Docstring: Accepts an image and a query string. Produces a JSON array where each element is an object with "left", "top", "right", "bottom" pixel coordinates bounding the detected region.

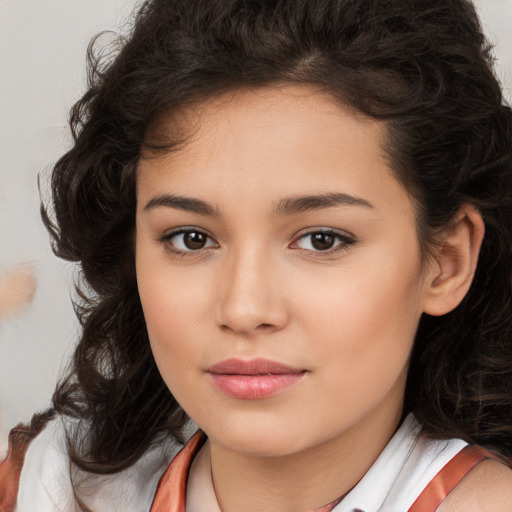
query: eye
[
  {"left": 161, "top": 229, "right": 217, "bottom": 253},
  {"left": 292, "top": 229, "right": 354, "bottom": 253}
]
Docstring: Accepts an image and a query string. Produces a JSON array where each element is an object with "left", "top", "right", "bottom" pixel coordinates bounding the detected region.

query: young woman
[{"left": 2, "top": 0, "right": 512, "bottom": 510}]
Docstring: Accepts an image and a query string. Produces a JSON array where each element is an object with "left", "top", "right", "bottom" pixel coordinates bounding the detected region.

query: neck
[{"left": 208, "top": 406, "right": 403, "bottom": 512}]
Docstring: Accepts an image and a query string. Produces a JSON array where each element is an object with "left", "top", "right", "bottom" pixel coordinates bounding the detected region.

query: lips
[{"left": 207, "top": 358, "right": 306, "bottom": 399}]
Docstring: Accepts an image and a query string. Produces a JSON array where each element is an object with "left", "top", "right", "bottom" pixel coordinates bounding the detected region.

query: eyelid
[
  {"left": 290, "top": 227, "right": 356, "bottom": 253},
  {"left": 159, "top": 226, "right": 219, "bottom": 255},
  {"left": 157, "top": 226, "right": 355, "bottom": 257}
]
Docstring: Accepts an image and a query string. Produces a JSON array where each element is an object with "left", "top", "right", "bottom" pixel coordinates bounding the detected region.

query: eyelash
[
  {"left": 160, "top": 228, "right": 218, "bottom": 257},
  {"left": 291, "top": 229, "right": 355, "bottom": 256},
  {"left": 159, "top": 228, "right": 355, "bottom": 258}
]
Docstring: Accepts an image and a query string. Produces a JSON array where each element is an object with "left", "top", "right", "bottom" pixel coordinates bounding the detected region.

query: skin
[
  {"left": 438, "top": 459, "right": 512, "bottom": 511},
  {"left": 135, "top": 85, "right": 505, "bottom": 512}
]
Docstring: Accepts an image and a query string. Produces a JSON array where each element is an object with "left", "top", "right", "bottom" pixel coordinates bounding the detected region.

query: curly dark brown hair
[{"left": 40, "top": 0, "right": 512, "bottom": 488}]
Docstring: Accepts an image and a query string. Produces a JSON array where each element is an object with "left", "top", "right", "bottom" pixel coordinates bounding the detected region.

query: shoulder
[
  {"left": 0, "top": 411, "right": 57, "bottom": 512},
  {"left": 14, "top": 414, "right": 75, "bottom": 511},
  {"left": 4, "top": 413, "right": 185, "bottom": 512},
  {"left": 380, "top": 419, "right": 512, "bottom": 511},
  {"left": 437, "top": 457, "right": 512, "bottom": 512}
]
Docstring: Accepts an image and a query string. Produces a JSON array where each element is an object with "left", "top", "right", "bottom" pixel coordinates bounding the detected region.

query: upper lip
[{"left": 208, "top": 358, "right": 304, "bottom": 375}]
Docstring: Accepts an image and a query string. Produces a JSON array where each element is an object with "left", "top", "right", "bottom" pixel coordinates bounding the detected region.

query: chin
[
  {"left": 217, "top": 432, "right": 302, "bottom": 458},
  {"left": 200, "top": 414, "right": 322, "bottom": 458}
]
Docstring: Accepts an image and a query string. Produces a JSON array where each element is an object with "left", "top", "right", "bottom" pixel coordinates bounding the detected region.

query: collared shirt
[
  {"left": 153, "top": 414, "right": 469, "bottom": 512},
  {"left": 4, "top": 414, "right": 494, "bottom": 512}
]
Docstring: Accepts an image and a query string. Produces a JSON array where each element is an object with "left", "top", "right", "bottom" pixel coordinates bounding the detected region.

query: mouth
[{"left": 207, "top": 358, "right": 307, "bottom": 399}]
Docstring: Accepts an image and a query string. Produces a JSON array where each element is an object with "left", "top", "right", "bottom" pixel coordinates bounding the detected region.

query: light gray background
[{"left": 1, "top": 0, "right": 511, "bottom": 453}]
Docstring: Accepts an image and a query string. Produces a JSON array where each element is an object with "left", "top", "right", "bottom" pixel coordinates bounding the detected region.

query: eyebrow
[
  {"left": 143, "top": 191, "right": 373, "bottom": 217},
  {"left": 143, "top": 194, "right": 220, "bottom": 216},
  {"left": 273, "top": 193, "right": 374, "bottom": 216}
]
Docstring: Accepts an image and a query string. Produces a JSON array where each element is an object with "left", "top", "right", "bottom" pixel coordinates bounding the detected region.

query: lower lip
[{"left": 208, "top": 373, "right": 305, "bottom": 399}]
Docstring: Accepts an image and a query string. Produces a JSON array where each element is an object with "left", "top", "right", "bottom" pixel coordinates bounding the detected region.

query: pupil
[
  {"left": 311, "top": 232, "right": 335, "bottom": 250},
  {"left": 184, "top": 232, "right": 206, "bottom": 250}
]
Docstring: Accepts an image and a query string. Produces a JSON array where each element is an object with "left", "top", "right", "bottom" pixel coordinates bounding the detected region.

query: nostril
[{"left": 219, "top": 322, "right": 276, "bottom": 334}]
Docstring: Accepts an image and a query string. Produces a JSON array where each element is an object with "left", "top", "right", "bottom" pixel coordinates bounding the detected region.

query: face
[{"left": 136, "top": 85, "right": 431, "bottom": 458}]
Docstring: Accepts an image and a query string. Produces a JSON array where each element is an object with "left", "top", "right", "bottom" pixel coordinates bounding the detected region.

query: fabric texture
[
  {"left": 153, "top": 432, "right": 344, "bottom": 512},
  {"left": 408, "top": 445, "right": 497, "bottom": 511},
  {"left": 1, "top": 416, "right": 181, "bottom": 512},
  {"left": 0, "top": 425, "right": 35, "bottom": 512},
  {"left": 0, "top": 413, "right": 506, "bottom": 512}
]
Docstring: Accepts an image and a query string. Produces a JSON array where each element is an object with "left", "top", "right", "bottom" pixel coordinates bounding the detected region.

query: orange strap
[
  {"left": 150, "top": 431, "right": 206, "bottom": 512},
  {"left": 148, "top": 435, "right": 509, "bottom": 512},
  {"left": 408, "top": 444, "right": 499, "bottom": 512},
  {"left": 149, "top": 431, "right": 344, "bottom": 512},
  {"left": 0, "top": 425, "right": 37, "bottom": 512}
]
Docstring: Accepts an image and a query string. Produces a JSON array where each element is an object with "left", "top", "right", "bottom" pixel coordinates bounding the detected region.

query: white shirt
[
  {"left": 185, "top": 414, "right": 467, "bottom": 512},
  {"left": 16, "top": 414, "right": 467, "bottom": 512}
]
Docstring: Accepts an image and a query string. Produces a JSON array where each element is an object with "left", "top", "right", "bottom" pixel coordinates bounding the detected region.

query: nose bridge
[{"left": 217, "top": 241, "right": 286, "bottom": 334}]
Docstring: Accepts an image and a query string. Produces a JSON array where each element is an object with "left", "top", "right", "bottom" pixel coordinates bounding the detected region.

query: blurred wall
[
  {"left": 0, "top": 0, "right": 511, "bottom": 452},
  {"left": 0, "top": 0, "right": 141, "bottom": 452}
]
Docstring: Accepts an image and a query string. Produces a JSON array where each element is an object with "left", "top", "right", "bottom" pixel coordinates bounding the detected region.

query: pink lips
[{"left": 207, "top": 358, "right": 306, "bottom": 399}]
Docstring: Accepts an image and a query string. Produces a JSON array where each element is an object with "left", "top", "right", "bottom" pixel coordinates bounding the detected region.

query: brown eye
[
  {"left": 183, "top": 231, "right": 208, "bottom": 250},
  {"left": 163, "top": 229, "right": 217, "bottom": 253},
  {"left": 310, "top": 232, "right": 336, "bottom": 251},
  {"left": 293, "top": 229, "right": 355, "bottom": 254}
]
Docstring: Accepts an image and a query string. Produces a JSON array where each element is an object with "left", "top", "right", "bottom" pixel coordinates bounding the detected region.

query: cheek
[
  {"left": 289, "top": 251, "right": 424, "bottom": 379},
  {"left": 138, "top": 272, "right": 203, "bottom": 343},
  {"left": 139, "top": 286, "right": 200, "bottom": 405},
  {"left": 137, "top": 234, "right": 208, "bottom": 328},
  {"left": 136, "top": 248, "right": 214, "bottom": 392},
  {"left": 295, "top": 261, "right": 422, "bottom": 337},
  {"left": 295, "top": 276, "right": 420, "bottom": 425}
]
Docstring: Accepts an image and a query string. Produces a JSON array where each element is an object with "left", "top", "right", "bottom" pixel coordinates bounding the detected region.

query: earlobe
[{"left": 423, "top": 206, "right": 485, "bottom": 317}]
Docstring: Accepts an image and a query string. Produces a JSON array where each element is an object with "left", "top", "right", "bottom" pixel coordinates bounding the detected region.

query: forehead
[{"left": 136, "top": 85, "right": 411, "bottom": 219}]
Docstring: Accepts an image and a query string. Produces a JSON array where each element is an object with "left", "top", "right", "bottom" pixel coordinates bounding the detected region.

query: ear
[{"left": 422, "top": 206, "right": 485, "bottom": 316}]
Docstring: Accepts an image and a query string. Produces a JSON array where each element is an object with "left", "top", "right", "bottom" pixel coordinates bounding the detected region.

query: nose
[{"left": 215, "top": 246, "right": 289, "bottom": 336}]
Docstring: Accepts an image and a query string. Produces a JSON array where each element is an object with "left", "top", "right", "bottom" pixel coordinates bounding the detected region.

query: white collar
[
  {"left": 332, "top": 414, "right": 421, "bottom": 511},
  {"left": 185, "top": 415, "right": 422, "bottom": 512}
]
